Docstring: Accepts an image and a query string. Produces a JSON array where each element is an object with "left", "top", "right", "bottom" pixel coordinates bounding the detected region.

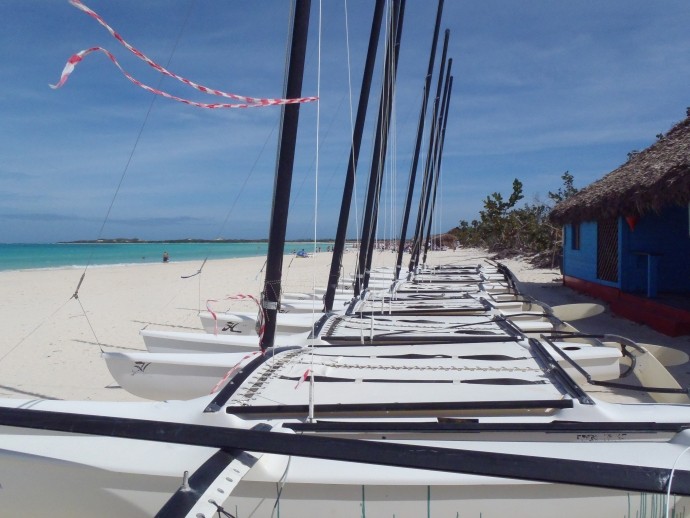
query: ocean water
[{"left": 0, "top": 242, "right": 331, "bottom": 272}]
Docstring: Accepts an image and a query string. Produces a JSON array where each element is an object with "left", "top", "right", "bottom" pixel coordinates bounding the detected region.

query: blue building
[{"left": 550, "top": 116, "right": 690, "bottom": 336}]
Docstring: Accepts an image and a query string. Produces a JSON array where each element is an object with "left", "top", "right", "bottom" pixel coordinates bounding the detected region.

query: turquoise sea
[{"left": 0, "top": 242, "right": 332, "bottom": 272}]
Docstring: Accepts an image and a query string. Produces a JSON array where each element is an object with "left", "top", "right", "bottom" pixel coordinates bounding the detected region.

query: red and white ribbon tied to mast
[
  {"left": 51, "top": 0, "right": 318, "bottom": 109},
  {"left": 206, "top": 294, "right": 266, "bottom": 340}
]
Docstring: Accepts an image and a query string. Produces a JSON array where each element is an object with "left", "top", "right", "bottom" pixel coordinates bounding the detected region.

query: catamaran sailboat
[
  {"left": 2, "top": 1, "right": 690, "bottom": 517},
  {"left": 2, "top": 259, "right": 690, "bottom": 517}
]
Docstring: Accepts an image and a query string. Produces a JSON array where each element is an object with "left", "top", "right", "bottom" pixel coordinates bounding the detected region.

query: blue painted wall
[
  {"left": 562, "top": 204, "right": 690, "bottom": 294},
  {"left": 620, "top": 204, "right": 690, "bottom": 294},
  {"left": 563, "top": 221, "right": 619, "bottom": 287}
]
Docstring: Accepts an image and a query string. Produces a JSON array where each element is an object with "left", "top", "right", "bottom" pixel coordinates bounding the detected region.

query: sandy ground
[{"left": 1, "top": 247, "right": 689, "bottom": 402}]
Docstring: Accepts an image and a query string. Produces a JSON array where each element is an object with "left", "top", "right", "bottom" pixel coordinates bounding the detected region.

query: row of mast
[{"left": 261, "top": 0, "right": 454, "bottom": 349}]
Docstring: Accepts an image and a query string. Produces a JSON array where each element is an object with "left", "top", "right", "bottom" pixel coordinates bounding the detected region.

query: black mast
[
  {"left": 323, "top": 0, "right": 386, "bottom": 313},
  {"left": 422, "top": 72, "right": 453, "bottom": 265},
  {"left": 394, "top": 0, "right": 444, "bottom": 281},
  {"left": 260, "top": 0, "right": 312, "bottom": 351},
  {"left": 408, "top": 29, "right": 449, "bottom": 272},
  {"left": 354, "top": 0, "right": 405, "bottom": 296}
]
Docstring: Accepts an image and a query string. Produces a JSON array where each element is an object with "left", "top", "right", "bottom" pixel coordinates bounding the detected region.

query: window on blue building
[{"left": 571, "top": 223, "right": 581, "bottom": 250}]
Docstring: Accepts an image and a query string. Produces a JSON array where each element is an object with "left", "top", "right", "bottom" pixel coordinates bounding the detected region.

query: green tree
[
  {"left": 547, "top": 171, "right": 577, "bottom": 205},
  {"left": 451, "top": 173, "right": 577, "bottom": 268}
]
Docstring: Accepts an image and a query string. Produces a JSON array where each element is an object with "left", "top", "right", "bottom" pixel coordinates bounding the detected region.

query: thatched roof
[{"left": 550, "top": 115, "right": 690, "bottom": 225}]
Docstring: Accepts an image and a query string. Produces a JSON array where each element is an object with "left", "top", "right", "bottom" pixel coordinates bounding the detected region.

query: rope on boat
[
  {"left": 206, "top": 294, "right": 265, "bottom": 340},
  {"left": 666, "top": 444, "right": 690, "bottom": 517},
  {"left": 180, "top": 258, "right": 207, "bottom": 279},
  {"left": 0, "top": 268, "right": 109, "bottom": 366},
  {"left": 47, "top": 2, "right": 199, "bottom": 359},
  {"left": 255, "top": 259, "right": 267, "bottom": 281},
  {"left": 180, "top": 257, "right": 207, "bottom": 314},
  {"left": 73, "top": 297, "right": 103, "bottom": 353},
  {"left": 208, "top": 500, "right": 236, "bottom": 518},
  {"left": 70, "top": 271, "right": 104, "bottom": 352},
  {"left": 71, "top": 272, "right": 86, "bottom": 300},
  {"left": 271, "top": 455, "right": 294, "bottom": 518}
]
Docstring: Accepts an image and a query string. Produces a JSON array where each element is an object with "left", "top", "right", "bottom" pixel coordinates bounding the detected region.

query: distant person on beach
[{"left": 162, "top": 251, "right": 169, "bottom": 263}]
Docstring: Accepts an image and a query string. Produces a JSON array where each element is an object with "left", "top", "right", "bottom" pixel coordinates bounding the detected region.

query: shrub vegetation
[{"left": 448, "top": 172, "right": 578, "bottom": 268}]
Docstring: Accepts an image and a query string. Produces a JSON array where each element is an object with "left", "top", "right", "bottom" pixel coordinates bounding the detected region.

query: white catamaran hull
[
  {"left": 102, "top": 351, "right": 261, "bottom": 400},
  {"left": 2, "top": 396, "right": 690, "bottom": 518},
  {"left": 199, "top": 310, "right": 324, "bottom": 336},
  {"left": 1, "top": 449, "right": 682, "bottom": 518},
  {"left": 140, "top": 328, "right": 310, "bottom": 354}
]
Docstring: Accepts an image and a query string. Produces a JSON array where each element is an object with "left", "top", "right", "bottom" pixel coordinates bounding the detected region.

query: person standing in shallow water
[{"left": 162, "top": 251, "right": 169, "bottom": 263}]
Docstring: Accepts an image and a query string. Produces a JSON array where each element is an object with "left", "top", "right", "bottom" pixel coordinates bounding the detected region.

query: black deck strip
[
  {"left": 2, "top": 407, "right": 689, "bottom": 496},
  {"left": 279, "top": 376, "right": 457, "bottom": 384},
  {"left": 335, "top": 326, "right": 504, "bottom": 336},
  {"left": 278, "top": 376, "right": 540, "bottom": 385},
  {"left": 374, "top": 353, "right": 526, "bottom": 361},
  {"left": 352, "top": 308, "right": 491, "bottom": 317},
  {"left": 528, "top": 337, "right": 594, "bottom": 405},
  {"left": 224, "top": 399, "right": 574, "bottom": 416},
  {"left": 346, "top": 314, "right": 519, "bottom": 339},
  {"left": 308, "top": 353, "right": 527, "bottom": 361},
  {"left": 362, "top": 303, "right": 483, "bottom": 310},
  {"left": 384, "top": 293, "right": 475, "bottom": 301},
  {"left": 427, "top": 266, "right": 478, "bottom": 271},
  {"left": 316, "top": 335, "right": 520, "bottom": 347},
  {"left": 155, "top": 423, "right": 269, "bottom": 518},
  {"left": 309, "top": 312, "right": 334, "bottom": 338},
  {"left": 155, "top": 449, "right": 242, "bottom": 517},
  {"left": 283, "top": 420, "right": 690, "bottom": 435},
  {"left": 316, "top": 352, "right": 454, "bottom": 359},
  {"left": 374, "top": 353, "right": 446, "bottom": 359},
  {"left": 461, "top": 378, "right": 547, "bottom": 385},
  {"left": 278, "top": 375, "right": 357, "bottom": 383},
  {"left": 314, "top": 333, "right": 510, "bottom": 347},
  {"left": 324, "top": 315, "right": 505, "bottom": 338},
  {"left": 361, "top": 379, "right": 456, "bottom": 384},
  {"left": 412, "top": 278, "right": 485, "bottom": 284},
  {"left": 395, "top": 287, "right": 477, "bottom": 294},
  {"left": 350, "top": 297, "right": 493, "bottom": 316}
]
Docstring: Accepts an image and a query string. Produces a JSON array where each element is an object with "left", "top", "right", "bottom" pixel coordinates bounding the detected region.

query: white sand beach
[{"left": 1, "top": 247, "right": 689, "bottom": 402}]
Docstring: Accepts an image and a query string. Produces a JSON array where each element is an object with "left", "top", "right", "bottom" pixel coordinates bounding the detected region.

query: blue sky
[{"left": 1, "top": 1, "right": 689, "bottom": 243}]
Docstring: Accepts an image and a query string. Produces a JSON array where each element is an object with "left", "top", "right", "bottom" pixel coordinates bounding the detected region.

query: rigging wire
[
  {"left": 4, "top": 1, "right": 198, "bottom": 363},
  {"left": 666, "top": 444, "right": 690, "bottom": 517},
  {"left": 71, "top": 1, "right": 198, "bottom": 346},
  {"left": 289, "top": 92, "right": 347, "bottom": 228},
  {"left": 306, "top": 0, "right": 324, "bottom": 424},
  {"left": 180, "top": 2, "right": 290, "bottom": 318},
  {"left": 437, "top": 151, "right": 444, "bottom": 259},
  {"left": 344, "top": 0, "right": 361, "bottom": 281},
  {"left": 386, "top": 59, "right": 398, "bottom": 262},
  {"left": 365, "top": 0, "right": 393, "bottom": 282},
  {"left": 358, "top": 1, "right": 387, "bottom": 290},
  {"left": 180, "top": 117, "right": 280, "bottom": 316},
  {"left": 380, "top": 63, "right": 395, "bottom": 262},
  {"left": 271, "top": 454, "right": 294, "bottom": 518},
  {"left": 0, "top": 295, "right": 74, "bottom": 365},
  {"left": 87, "top": 0, "right": 197, "bottom": 266}
]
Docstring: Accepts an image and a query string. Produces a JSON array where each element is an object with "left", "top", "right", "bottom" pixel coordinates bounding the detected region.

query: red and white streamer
[
  {"left": 209, "top": 352, "right": 260, "bottom": 394},
  {"left": 294, "top": 368, "right": 312, "bottom": 389},
  {"left": 206, "top": 294, "right": 265, "bottom": 340},
  {"left": 51, "top": 0, "right": 318, "bottom": 109}
]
